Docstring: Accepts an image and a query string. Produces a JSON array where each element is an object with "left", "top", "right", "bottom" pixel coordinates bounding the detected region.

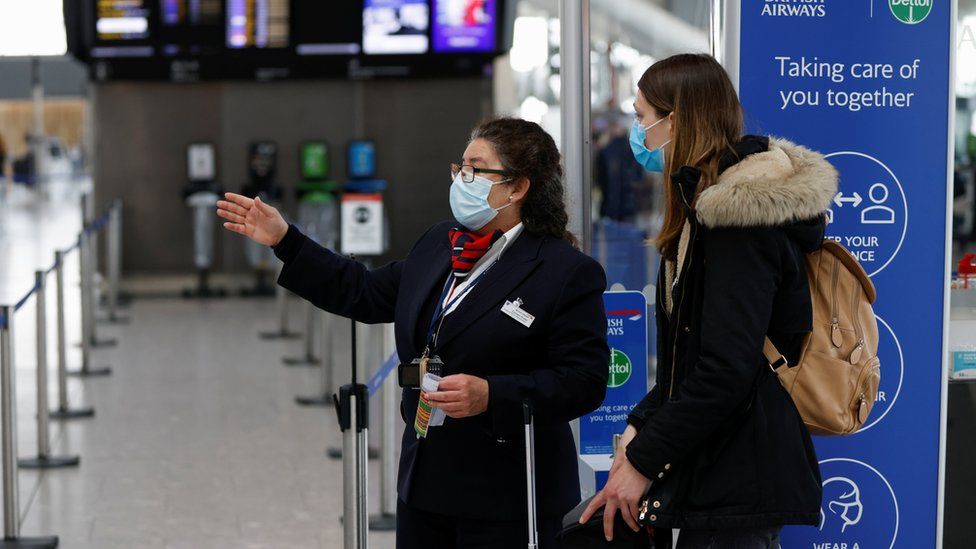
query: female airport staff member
[
  {"left": 218, "top": 117, "right": 609, "bottom": 548},
  {"left": 582, "top": 54, "right": 828, "bottom": 547}
]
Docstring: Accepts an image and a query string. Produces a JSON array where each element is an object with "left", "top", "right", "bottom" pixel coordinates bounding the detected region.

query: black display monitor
[
  {"left": 69, "top": 0, "right": 509, "bottom": 80},
  {"left": 293, "top": 0, "right": 361, "bottom": 56},
  {"left": 158, "top": 0, "right": 224, "bottom": 57},
  {"left": 226, "top": 0, "right": 290, "bottom": 49}
]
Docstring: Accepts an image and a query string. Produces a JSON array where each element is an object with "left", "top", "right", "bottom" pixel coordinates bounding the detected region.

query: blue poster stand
[
  {"left": 579, "top": 291, "right": 649, "bottom": 492},
  {"left": 730, "top": 1, "right": 954, "bottom": 547}
]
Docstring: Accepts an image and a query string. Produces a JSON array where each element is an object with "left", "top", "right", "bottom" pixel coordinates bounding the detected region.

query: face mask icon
[{"left": 820, "top": 477, "right": 864, "bottom": 534}]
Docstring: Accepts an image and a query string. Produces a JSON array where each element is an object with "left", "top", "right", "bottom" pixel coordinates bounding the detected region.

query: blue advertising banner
[
  {"left": 579, "top": 291, "right": 649, "bottom": 489},
  {"left": 735, "top": 1, "right": 953, "bottom": 547}
]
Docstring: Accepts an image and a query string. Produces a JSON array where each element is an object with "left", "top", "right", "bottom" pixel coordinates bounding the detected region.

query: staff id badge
[{"left": 501, "top": 298, "right": 535, "bottom": 328}]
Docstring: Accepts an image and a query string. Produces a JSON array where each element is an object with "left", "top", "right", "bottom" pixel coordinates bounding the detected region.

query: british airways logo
[{"left": 607, "top": 309, "right": 642, "bottom": 321}]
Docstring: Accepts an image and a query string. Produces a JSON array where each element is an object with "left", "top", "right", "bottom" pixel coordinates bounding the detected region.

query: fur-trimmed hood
[{"left": 695, "top": 137, "right": 838, "bottom": 231}]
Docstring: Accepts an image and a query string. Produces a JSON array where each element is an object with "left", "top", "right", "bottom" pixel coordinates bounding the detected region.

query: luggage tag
[
  {"left": 501, "top": 298, "right": 535, "bottom": 328},
  {"left": 414, "top": 373, "right": 446, "bottom": 438}
]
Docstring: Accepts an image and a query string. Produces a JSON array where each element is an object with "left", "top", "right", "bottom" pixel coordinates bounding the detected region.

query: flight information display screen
[
  {"left": 363, "top": 0, "right": 429, "bottom": 55},
  {"left": 432, "top": 0, "right": 496, "bottom": 53},
  {"left": 227, "top": 0, "right": 290, "bottom": 49},
  {"left": 76, "top": 0, "right": 505, "bottom": 78},
  {"left": 158, "top": 0, "right": 223, "bottom": 56},
  {"left": 96, "top": 0, "right": 151, "bottom": 41},
  {"left": 293, "top": 0, "right": 361, "bottom": 56}
]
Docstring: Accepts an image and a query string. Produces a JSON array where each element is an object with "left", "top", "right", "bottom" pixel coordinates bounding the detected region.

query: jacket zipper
[{"left": 668, "top": 185, "right": 696, "bottom": 399}]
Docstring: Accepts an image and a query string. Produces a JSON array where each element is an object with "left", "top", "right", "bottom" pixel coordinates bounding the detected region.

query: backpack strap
[{"left": 763, "top": 337, "right": 789, "bottom": 371}]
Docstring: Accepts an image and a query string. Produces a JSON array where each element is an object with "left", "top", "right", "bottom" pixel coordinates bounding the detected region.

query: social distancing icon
[
  {"left": 824, "top": 152, "right": 908, "bottom": 276},
  {"left": 861, "top": 183, "right": 897, "bottom": 225}
]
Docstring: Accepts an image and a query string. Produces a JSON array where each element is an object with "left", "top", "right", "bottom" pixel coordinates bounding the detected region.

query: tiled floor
[{"left": 2, "top": 183, "right": 399, "bottom": 548}]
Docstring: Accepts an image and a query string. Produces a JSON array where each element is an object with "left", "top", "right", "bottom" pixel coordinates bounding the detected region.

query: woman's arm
[
  {"left": 218, "top": 192, "right": 433, "bottom": 325},
  {"left": 272, "top": 224, "right": 403, "bottom": 324},
  {"left": 485, "top": 257, "right": 611, "bottom": 436},
  {"left": 624, "top": 227, "right": 783, "bottom": 480}
]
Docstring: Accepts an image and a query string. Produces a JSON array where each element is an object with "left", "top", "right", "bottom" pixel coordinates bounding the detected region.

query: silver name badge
[{"left": 501, "top": 298, "right": 535, "bottom": 328}]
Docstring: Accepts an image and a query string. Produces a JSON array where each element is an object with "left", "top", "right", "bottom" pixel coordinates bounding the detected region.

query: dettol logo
[
  {"left": 889, "top": 0, "right": 932, "bottom": 24},
  {"left": 607, "top": 348, "right": 633, "bottom": 388}
]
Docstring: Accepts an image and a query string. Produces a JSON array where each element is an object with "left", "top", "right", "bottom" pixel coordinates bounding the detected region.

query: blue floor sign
[{"left": 735, "top": 1, "right": 952, "bottom": 547}]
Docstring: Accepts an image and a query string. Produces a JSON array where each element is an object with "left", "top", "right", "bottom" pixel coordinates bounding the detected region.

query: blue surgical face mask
[
  {"left": 449, "top": 172, "right": 513, "bottom": 231},
  {"left": 630, "top": 117, "right": 671, "bottom": 173}
]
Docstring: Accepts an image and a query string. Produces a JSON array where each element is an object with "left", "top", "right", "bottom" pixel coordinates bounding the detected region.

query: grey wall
[
  {"left": 92, "top": 78, "right": 492, "bottom": 274},
  {"left": 0, "top": 56, "right": 88, "bottom": 99}
]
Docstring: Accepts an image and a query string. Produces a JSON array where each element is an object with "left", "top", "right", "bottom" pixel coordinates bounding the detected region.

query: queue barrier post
[
  {"left": 50, "top": 251, "right": 95, "bottom": 420},
  {"left": 0, "top": 306, "right": 59, "bottom": 548},
  {"left": 259, "top": 266, "right": 301, "bottom": 340},
  {"left": 335, "top": 318, "right": 368, "bottom": 549},
  {"left": 104, "top": 199, "right": 129, "bottom": 325},
  {"left": 283, "top": 301, "right": 320, "bottom": 367},
  {"left": 19, "top": 271, "right": 80, "bottom": 470},
  {"left": 295, "top": 309, "right": 335, "bottom": 407},
  {"left": 69, "top": 228, "right": 111, "bottom": 377},
  {"left": 369, "top": 322, "right": 398, "bottom": 531},
  {"left": 78, "top": 194, "right": 116, "bottom": 348}
]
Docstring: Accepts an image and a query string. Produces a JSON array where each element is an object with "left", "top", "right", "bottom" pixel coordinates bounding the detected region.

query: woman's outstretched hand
[{"left": 217, "top": 193, "right": 289, "bottom": 246}]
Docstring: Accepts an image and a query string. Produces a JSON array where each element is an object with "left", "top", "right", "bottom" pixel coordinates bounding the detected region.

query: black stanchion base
[
  {"left": 90, "top": 337, "right": 118, "bottom": 349},
  {"left": 0, "top": 535, "right": 58, "bottom": 548},
  {"left": 49, "top": 407, "right": 95, "bottom": 420},
  {"left": 282, "top": 356, "right": 320, "bottom": 367},
  {"left": 67, "top": 366, "right": 112, "bottom": 377},
  {"left": 18, "top": 455, "right": 80, "bottom": 470},
  {"left": 259, "top": 330, "right": 302, "bottom": 340},
  {"left": 295, "top": 395, "right": 333, "bottom": 407},
  {"left": 369, "top": 513, "right": 397, "bottom": 531},
  {"left": 326, "top": 446, "right": 380, "bottom": 460}
]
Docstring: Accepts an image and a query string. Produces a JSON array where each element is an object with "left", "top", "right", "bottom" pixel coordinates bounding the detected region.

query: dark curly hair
[{"left": 469, "top": 117, "right": 578, "bottom": 247}]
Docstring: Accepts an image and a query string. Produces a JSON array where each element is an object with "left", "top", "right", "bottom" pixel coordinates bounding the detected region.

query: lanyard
[{"left": 423, "top": 260, "right": 500, "bottom": 353}]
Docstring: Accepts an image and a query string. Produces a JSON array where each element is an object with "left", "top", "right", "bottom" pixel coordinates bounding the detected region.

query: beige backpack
[{"left": 763, "top": 240, "right": 881, "bottom": 436}]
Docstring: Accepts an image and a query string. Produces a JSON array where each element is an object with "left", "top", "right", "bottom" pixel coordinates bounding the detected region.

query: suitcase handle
[{"left": 524, "top": 399, "right": 538, "bottom": 549}]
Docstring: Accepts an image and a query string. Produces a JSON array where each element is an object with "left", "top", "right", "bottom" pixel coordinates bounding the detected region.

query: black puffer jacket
[{"left": 626, "top": 135, "right": 838, "bottom": 530}]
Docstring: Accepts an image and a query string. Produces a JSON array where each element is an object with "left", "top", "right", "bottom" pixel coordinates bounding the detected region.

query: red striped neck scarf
[{"left": 448, "top": 228, "right": 503, "bottom": 278}]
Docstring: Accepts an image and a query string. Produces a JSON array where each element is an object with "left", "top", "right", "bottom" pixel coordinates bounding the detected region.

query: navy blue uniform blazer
[{"left": 273, "top": 220, "right": 609, "bottom": 521}]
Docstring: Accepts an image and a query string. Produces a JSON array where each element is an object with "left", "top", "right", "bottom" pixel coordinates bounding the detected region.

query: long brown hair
[
  {"left": 638, "top": 53, "right": 743, "bottom": 259},
  {"left": 470, "top": 117, "right": 578, "bottom": 247}
]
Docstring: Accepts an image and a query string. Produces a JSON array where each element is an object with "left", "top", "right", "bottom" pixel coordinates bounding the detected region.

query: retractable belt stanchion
[
  {"left": 69, "top": 227, "right": 111, "bottom": 377},
  {"left": 103, "top": 200, "right": 128, "bottom": 325},
  {"left": 296, "top": 310, "right": 334, "bottom": 406},
  {"left": 259, "top": 271, "right": 300, "bottom": 340},
  {"left": 369, "top": 323, "right": 397, "bottom": 531},
  {"left": 50, "top": 251, "right": 94, "bottom": 419},
  {"left": 0, "top": 306, "right": 59, "bottom": 548},
  {"left": 335, "top": 316, "right": 368, "bottom": 549},
  {"left": 19, "top": 271, "right": 79, "bottom": 470},
  {"left": 79, "top": 194, "right": 116, "bottom": 350},
  {"left": 283, "top": 301, "right": 320, "bottom": 367},
  {"left": 327, "top": 322, "right": 379, "bottom": 461}
]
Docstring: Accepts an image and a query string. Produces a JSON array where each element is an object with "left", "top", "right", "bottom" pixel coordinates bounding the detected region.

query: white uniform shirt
[{"left": 441, "top": 222, "right": 524, "bottom": 316}]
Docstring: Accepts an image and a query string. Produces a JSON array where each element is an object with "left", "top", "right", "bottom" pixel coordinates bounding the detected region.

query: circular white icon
[
  {"left": 815, "top": 458, "right": 900, "bottom": 549},
  {"left": 823, "top": 151, "right": 908, "bottom": 277}
]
